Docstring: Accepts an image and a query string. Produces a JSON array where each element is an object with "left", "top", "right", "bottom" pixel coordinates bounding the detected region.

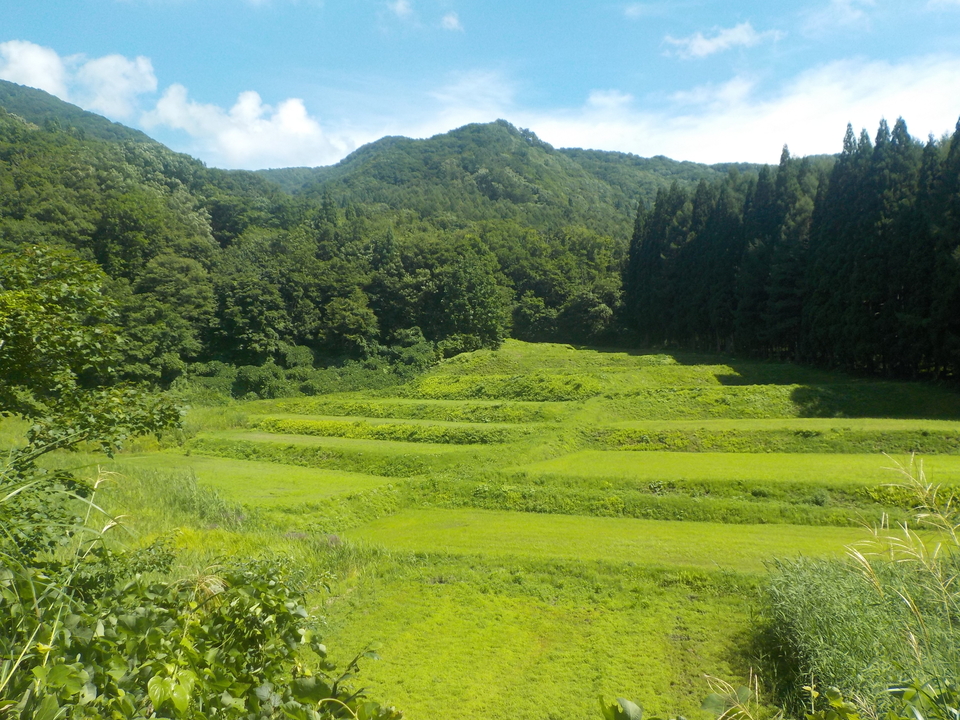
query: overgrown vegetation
[
  {"left": 758, "top": 458, "right": 960, "bottom": 717},
  {"left": 0, "top": 248, "right": 398, "bottom": 720}
]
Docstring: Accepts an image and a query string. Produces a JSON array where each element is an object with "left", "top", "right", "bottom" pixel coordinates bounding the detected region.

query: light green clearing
[
  {"left": 515, "top": 451, "right": 960, "bottom": 485},
  {"left": 104, "top": 454, "right": 391, "bottom": 505},
  {"left": 321, "top": 575, "right": 746, "bottom": 720},
  {"left": 344, "top": 508, "right": 868, "bottom": 572},
  {"left": 426, "top": 340, "right": 842, "bottom": 383},
  {"left": 607, "top": 418, "right": 960, "bottom": 432},
  {"left": 198, "top": 430, "right": 479, "bottom": 454}
]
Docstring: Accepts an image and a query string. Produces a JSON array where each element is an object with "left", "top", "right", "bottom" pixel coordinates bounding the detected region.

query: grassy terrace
[{"left": 37, "top": 339, "right": 960, "bottom": 720}]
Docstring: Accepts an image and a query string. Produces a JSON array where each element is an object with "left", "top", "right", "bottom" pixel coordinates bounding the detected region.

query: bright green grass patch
[
  {"left": 405, "top": 476, "right": 907, "bottom": 526},
  {"left": 432, "top": 339, "right": 683, "bottom": 374},
  {"left": 591, "top": 419, "right": 960, "bottom": 454},
  {"left": 0, "top": 416, "right": 29, "bottom": 452},
  {"left": 402, "top": 367, "right": 768, "bottom": 401},
  {"left": 609, "top": 418, "right": 960, "bottom": 431},
  {"left": 253, "top": 397, "right": 564, "bottom": 423},
  {"left": 102, "top": 453, "right": 392, "bottom": 505},
  {"left": 320, "top": 559, "right": 749, "bottom": 720},
  {"left": 199, "top": 430, "right": 477, "bottom": 453},
  {"left": 344, "top": 508, "right": 868, "bottom": 572},
  {"left": 515, "top": 451, "right": 960, "bottom": 485},
  {"left": 431, "top": 340, "right": 840, "bottom": 384},
  {"left": 188, "top": 431, "right": 493, "bottom": 477},
  {"left": 399, "top": 372, "right": 604, "bottom": 401},
  {"left": 254, "top": 416, "right": 535, "bottom": 444},
  {"left": 604, "top": 383, "right": 960, "bottom": 421}
]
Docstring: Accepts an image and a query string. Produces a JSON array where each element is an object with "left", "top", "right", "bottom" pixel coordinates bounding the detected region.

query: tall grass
[{"left": 759, "top": 458, "right": 960, "bottom": 715}]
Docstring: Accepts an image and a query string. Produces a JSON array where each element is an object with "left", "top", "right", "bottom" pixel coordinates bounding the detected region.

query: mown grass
[
  {"left": 71, "top": 460, "right": 757, "bottom": 720},
  {"left": 591, "top": 419, "right": 960, "bottom": 454},
  {"left": 254, "top": 397, "right": 564, "bottom": 423},
  {"left": 603, "top": 383, "right": 960, "bottom": 421},
  {"left": 401, "top": 476, "right": 911, "bottom": 526},
  {"left": 188, "top": 431, "right": 498, "bottom": 477},
  {"left": 319, "top": 555, "right": 752, "bottom": 720},
  {"left": 515, "top": 451, "right": 960, "bottom": 486},
  {"left": 254, "top": 416, "right": 535, "bottom": 444},
  {"left": 103, "top": 454, "right": 393, "bottom": 505},
  {"left": 343, "top": 508, "right": 870, "bottom": 572}
]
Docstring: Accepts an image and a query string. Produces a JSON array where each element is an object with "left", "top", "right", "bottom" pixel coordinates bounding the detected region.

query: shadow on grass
[{"left": 582, "top": 344, "right": 960, "bottom": 420}]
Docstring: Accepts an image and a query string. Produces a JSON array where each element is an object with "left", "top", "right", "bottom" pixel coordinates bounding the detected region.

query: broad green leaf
[
  {"left": 702, "top": 693, "right": 728, "bottom": 715},
  {"left": 170, "top": 683, "right": 190, "bottom": 714},
  {"left": 148, "top": 675, "right": 168, "bottom": 708},
  {"left": 32, "top": 694, "right": 65, "bottom": 720},
  {"left": 616, "top": 697, "right": 644, "bottom": 720}
]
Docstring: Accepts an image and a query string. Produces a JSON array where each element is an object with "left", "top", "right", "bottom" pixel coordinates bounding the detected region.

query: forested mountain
[
  {"left": 623, "top": 118, "right": 960, "bottom": 379},
  {"left": 3, "top": 78, "right": 958, "bottom": 392},
  {"left": 0, "top": 86, "right": 640, "bottom": 399},
  {"left": 257, "top": 120, "right": 758, "bottom": 239},
  {"left": 0, "top": 79, "right": 156, "bottom": 144}
]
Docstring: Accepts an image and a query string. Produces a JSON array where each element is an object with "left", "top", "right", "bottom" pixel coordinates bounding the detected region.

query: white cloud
[
  {"left": 664, "top": 22, "right": 783, "bottom": 59},
  {"left": 441, "top": 12, "right": 463, "bottom": 31},
  {"left": 141, "top": 84, "right": 355, "bottom": 168},
  {"left": 587, "top": 89, "right": 634, "bottom": 110},
  {"left": 624, "top": 3, "right": 672, "bottom": 18},
  {"left": 422, "top": 70, "right": 515, "bottom": 131},
  {"left": 802, "top": 0, "right": 874, "bottom": 35},
  {"left": 388, "top": 0, "right": 413, "bottom": 18},
  {"left": 0, "top": 40, "right": 157, "bottom": 119},
  {"left": 0, "top": 40, "right": 68, "bottom": 97},
  {"left": 511, "top": 55, "right": 960, "bottom": 164},
  {"left": 75, "top": 54, "right": 156, "bottom": 118}
]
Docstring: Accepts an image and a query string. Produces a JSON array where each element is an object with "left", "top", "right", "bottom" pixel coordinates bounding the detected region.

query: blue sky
[{"left": 2, "top": 0, "right": 960, "bottom": 169}]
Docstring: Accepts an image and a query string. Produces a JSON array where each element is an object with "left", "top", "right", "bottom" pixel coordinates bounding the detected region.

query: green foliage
[
  {"left": 1, "top": 535, "right": 399, "bottom": 720},
  {"left": 0, "top": 80, "right": 156, "bottom": 144},
  {"left": 265, "top": 120, "right": 752, "bottom": 239},
  {"left": 255, "top": 416, "right": 531, "bottom": 445},
  {"left": 623, "top": 116, "right": 960, "bottom": 379},
  {"left": 0, "top": 243, "right": 398, "bottom": 720},
  {"left": 591, "top": 423, "right": 960, "bottom": 454},
  {"left": 261, "top": 397, "right": 560, "bottom": 423},
  {"left": 601, "top": 697, "right": 645, "bottom": 720},
  {"left": 804, "top": 683, "right": 960, "bottom": 720},
  {"left": 758, "top": 462, "right": 960, "bottom": 716},
  {"left": 401, "top": 372, "right": 603, "bottom": 401},
  {"left": 0, "top": 245, "right": 181, "bottom": 466}
]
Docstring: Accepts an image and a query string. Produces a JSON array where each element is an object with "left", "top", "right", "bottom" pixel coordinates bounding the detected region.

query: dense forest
[
  {"left": 1, "top": 79, "right": 959, "bottom": 397},
  {"left": 623, "top": 117, "right": 960, "bottom": 380},
  {"left": 0, "top": 80, "right": 747, "bottom": 400}
]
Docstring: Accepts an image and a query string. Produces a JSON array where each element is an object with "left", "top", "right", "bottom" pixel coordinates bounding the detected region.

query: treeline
[
  {"left": 623, "top": 117, "right": 960, "bottom": 379},
  {"left": 6, "top": 79, "right": 960, "bottom": 390},
  {"left": 0, "top": 107, "right": 623, "bottom": 398}
]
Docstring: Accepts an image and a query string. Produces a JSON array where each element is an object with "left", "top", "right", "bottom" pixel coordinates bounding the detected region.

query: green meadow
[{"left": 47, "top": 340, "right": 960, "bottom": 720}]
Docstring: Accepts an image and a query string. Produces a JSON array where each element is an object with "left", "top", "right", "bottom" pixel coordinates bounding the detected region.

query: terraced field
[{"left": 87, "top": 341, "right": 960, "bottom": 720}]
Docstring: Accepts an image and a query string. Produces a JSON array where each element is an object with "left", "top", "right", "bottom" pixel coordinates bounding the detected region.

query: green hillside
[
  {"left": 0, "top": 78, "right": 157, "bottom": 144},
  {"left": 257, "top": 120, "right": 765, "bottom": 237}
]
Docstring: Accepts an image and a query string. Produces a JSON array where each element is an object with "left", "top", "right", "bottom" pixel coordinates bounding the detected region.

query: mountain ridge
[{"left": 0, "top": 80, "right": 768, "bottom": 239}]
